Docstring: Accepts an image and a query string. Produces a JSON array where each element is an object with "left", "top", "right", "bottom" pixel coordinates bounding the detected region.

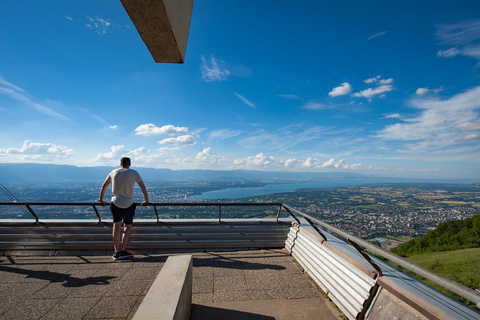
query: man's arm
[
  {"left": 99, "top": 180, "right": 111, "bottom": 206},
  {"left": 137, "top": 181, "right": 149, "bottom": 206}
]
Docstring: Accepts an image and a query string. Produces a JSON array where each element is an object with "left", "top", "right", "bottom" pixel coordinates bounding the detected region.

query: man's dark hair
[{"left": 120, "top": 157, "right": 131, "bottom": 167}]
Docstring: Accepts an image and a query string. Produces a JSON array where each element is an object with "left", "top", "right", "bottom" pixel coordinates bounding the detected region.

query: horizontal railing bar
[
  {"left": 0, "top": 202, "right": 283, "bottom": 207},
  {"left": 282, "top": 204, "right": 480, "bottom": 309}
]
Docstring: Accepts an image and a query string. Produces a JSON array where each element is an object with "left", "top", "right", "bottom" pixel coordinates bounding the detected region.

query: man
[{"left": 99, "top": 157, "right": 149, "bottom": 260}]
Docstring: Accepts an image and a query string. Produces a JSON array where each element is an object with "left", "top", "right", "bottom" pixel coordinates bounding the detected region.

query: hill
[
  {"left": 401, "top": 248, "right": 480, "bottom": 311},
  {"left": 0, "top": 163, "right": 368, "bottom": 183},
  {"left": 391, "top": 214, "right": 480, "bottom": 257}
]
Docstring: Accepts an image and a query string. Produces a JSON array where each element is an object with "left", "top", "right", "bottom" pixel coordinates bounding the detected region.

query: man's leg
[
  {"left": 112, "top": 221, "right": 123, "bottom": 253},
  {"left": 120, "top": 224, "right": 132, "bottom": 251}
]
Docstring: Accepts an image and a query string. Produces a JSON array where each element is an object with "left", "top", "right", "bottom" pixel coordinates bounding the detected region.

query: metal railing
[
  {"left": 0, "top": 201, "right": 284, "bottom": 223},
  {"left": 282, "top": 204, "right": 480, "bottom": 310},
  {"left": 0, "top": 201, "right": 479, "bottom": 308}
]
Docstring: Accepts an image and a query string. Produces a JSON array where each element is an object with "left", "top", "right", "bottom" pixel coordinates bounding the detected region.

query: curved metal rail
[{"left": 282, "top": 204, "right": 480, "bottom": 309}]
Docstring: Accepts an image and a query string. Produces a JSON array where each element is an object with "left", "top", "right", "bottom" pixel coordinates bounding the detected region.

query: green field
[{"left": 404, "top": 248, "right": 480, "bottom": 310}]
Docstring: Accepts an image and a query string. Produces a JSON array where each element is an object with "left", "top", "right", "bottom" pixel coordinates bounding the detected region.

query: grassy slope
[{"left": 404, "top": 248, "right": 480, "bottom": 310}]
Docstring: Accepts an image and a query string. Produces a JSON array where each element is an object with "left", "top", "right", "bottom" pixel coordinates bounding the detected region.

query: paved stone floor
[{"left": 0, "top": 249, "right": 341, "bottom": 320}]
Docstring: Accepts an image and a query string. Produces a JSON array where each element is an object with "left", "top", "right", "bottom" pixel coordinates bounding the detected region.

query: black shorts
[{"left": 110, "top": 203, "right": 136, "bottom": 224}]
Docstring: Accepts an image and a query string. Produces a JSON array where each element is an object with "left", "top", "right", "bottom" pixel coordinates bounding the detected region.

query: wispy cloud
[
  {"left": 65, "top": 16, "right": 73, "bottom": 21},
  {"left": 436, "top": 18, "right": 480, "bottom": 64},
  {"left": 376, "top": 86, "right": 480, "bottom": 155},
  {"left": 0, "top": 77, "right": 69, "bottom": 121},
  {"left": 328, "top": 82, "right": 351, "bottom": 97},
  {"left": 277, "top": 94, "right": 300, "bottom": 100},
  {"left": 301, "top": 102, "right": 328, "bottom": 110},
  {"left": 367, "top": 31, "right": 388, "bottom": 41},
  {"left": 385, "top": 113, "right": 401, "bottom": 119},
  {"left": 235, "top": 93, "right": 256, "bottom": 108},
  {"left": 85, "top": 16, "right": 115, "bottom": 35},
  {"left": 437, "top": 48, "right": 460, "bottom": 58},
  {"left": 200, "top": 55, "right": 231, "bottom": 82},
  {"left": 209, "top": 129, "right": 243, "bottom": 141}
]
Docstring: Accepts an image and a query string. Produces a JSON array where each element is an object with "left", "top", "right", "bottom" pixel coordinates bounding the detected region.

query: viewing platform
[{"left": 0, "top": 202, "right": 479, "bottom": 320}]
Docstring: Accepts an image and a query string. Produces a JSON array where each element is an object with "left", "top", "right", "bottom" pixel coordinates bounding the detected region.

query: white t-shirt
[{"left": 104, "top": 168, "right": 143, "bottom": 208}]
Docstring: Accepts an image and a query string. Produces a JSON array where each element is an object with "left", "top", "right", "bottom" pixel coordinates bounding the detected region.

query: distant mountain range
[{"left": 0, "top": 163, "right": 368, "bottom": 184}]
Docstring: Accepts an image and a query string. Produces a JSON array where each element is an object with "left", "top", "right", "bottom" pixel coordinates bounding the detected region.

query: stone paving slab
[{"left": 0, "top": 249, "right": 341, "bottom": 320}]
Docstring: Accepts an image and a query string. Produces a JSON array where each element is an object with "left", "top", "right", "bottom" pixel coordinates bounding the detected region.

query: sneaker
[
  {"left": 112, "top": 252, "right": 121, "bottom": 260},
  {"left": 119, "top": 250, "right": 133, "bottom": 258}
]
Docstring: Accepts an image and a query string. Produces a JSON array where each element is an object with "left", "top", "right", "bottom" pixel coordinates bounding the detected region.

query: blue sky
[{"left": 1, "top": 1, "right": 480, "bottom": 179}]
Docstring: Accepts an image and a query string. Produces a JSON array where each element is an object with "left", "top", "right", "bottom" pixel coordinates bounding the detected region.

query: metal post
[
  {"left": 25, "top": 205, "right": 39, "bottom": 223},
  {"left": 92, "top": 205, "right": 102, "bottom": 223},
  {"left": 275, "top": 204, "right": 283, "bottom": 222},
  {"left": 154, "top": 205, "right": 159, "bottom": 224}
]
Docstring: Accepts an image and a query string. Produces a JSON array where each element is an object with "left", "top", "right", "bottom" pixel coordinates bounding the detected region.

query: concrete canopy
[{"left": 121, "top": 0, "right": 194, "bottom": 63}]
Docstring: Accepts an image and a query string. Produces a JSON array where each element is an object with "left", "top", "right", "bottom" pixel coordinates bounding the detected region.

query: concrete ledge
[{"left": 133, "top": 254, "right": 193, "bottom": 320}]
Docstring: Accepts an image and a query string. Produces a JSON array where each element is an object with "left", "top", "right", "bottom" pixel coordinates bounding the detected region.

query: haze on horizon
[{"left": 1, "top": 1, "right": 480, "bottom": 180}]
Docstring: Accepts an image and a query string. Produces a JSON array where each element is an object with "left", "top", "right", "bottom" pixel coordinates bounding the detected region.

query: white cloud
[
  {"left": 454, "top": 120, "right": 480, "bottom": 132},
  {"left": 65, "top": 16, "right": 73, "bottom": 21},
  {"left": 233, "top": 152, "right": 283, "bottom": 169},
  {"left": 200, "top": 56, "right": 231, "bottom": 82},
  {"left": 379, "top": 78, "right": 394, "bottom": 85},
  {"left": 385, "top": 113, "right": 401, "bottom": 119},
  {"left": 437, "top": 48, "right": 460, "bottom": 58},
  {"left": 109, "top": 125, "right": 118, "bottom": 130},
  {"left": 376, "top": 86, "right": 480, "bottom": 154},
  {"left": 416, "top": 87, "right": 430, "bottom": 95},
  {"left": 416, "top": 87, "right": 444, "bottom": 95},
  {"left": 235, "top": 93, "right": 256, "bottom": 108},
  {"left": 85, "top": 16, "right": 113, "bottom": 34},
  {"left": 158, "top": 135, "right": 196, "bottom": 145},
  {"left": 95, "top": 145, "right": 149, "bottom": 162},
  {"left": 352, "top": 84, "right": 394, "bottom": 99},
  {"left": 367, "top": 31, "right": 388, "bottom": 41},
  {"left": 0, "top": 140, "right": 73, "bottom": 162},
  {"left": 364, "top": 75, "right": 381, "bottom": 84},
  {"left": 233, "top": 153, "right": 361, "bottom": 171},
  {"left": 135, "top": 124, "right": 188, "bottom": 136},
  {"left": 328, "top": 82, "right": 352, "bottom": 97},
  {"left": 0, "top": 77, "right": 69, "bottom": 121},
  {"left": 458, "top": 134, "right": 480, "bottom": 142},
  {"left": 194, "top": 147, "right": 228, "bottom": 167}
]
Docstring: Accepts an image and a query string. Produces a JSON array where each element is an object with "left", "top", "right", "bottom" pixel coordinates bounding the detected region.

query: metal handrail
[
  {"left": 282, "top": 204, "right": 480, "bottom": 309},
  {"left": 0, "top": 202, "right": 284, "bottom": 223}
]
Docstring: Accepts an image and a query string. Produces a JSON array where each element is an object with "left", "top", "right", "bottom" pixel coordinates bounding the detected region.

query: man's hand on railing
[
  {"left": 140, "top": 201, "right": 149, "bottom": 206},
  {"left": 99, "top": 200, "right": 107, "bottom": 206}
]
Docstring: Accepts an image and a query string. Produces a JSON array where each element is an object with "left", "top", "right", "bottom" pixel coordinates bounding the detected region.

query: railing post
[
  {"left": 275, "top": 204, "right": 283, "bottom": 222},
  {"left": 218, "top": 205, "right": 222, "bottom": 223},
  {"left": 92, "top": 205, "right": 102, "bottom": 223},
  {"left": 25, "top": 205, "right": 39, "bottom": 223},
  {"left": 154, "top": 205, "right": 159, "bottom": 224}
]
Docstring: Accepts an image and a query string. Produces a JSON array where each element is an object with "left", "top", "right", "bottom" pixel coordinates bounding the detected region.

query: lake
[{"left": 188, "top": 179, "right": 379, "bottom": 200}]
